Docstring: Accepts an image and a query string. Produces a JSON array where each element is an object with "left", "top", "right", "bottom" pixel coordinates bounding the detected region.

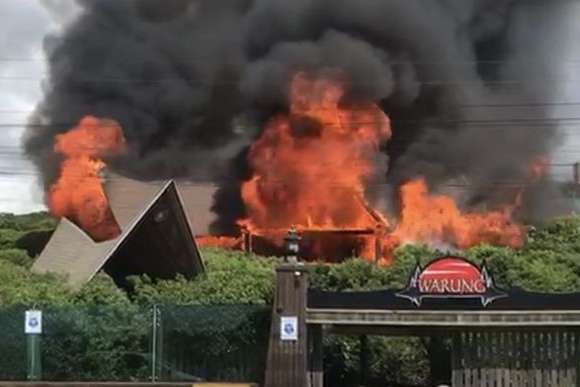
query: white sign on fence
[
  {"left": 25, "top": 310, "right": 42, "bottom": 334},
  {"left": 280, "top": 316, "right": 298, "bottom": 341}
]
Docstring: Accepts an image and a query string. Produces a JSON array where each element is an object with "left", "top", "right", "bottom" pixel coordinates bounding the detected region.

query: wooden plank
[
  {"left": 496, "top": 332, "right": 506, "bottom": 387},
  {"left": 562, "top": 331, "right": 570, "bottom": 387},
  {"left": 473, "top": 332, "right": 481, "bottom": 387},
  {"left": 498, "top": 331, "right": 505, "bottom": 387},
  {"left": 572, "top": 332, "right": 576, "bottom": 387},
  {"left": 542, "top": 332, "right": 548, "bottom": 387},
  {"left": 514, "top": 330, "right": 521, "bottom": 386},
  {"left": 308, "top": 324, "right": 323, "bottom": 387},
  {"left": 306, "top": 309, "right": 580, "bottom": 329},
  {"left": 464, "top": 333, "right": 469, "bottom": 387},
  {"left": 508, "top": 331, "right": 515, "bottom": 387},
  {"left": 569, "top": 332, "right": 572, "bottom": 387},
  {"left": 451, "top": 334, "right": 462, "bottom": 387},
  {"left": 480, "top": 332, "right": 488, "bottom": 387},
  {"left": 551, "top": 331, "right": 557, "bottom": 386},
  {"left": 523, "top": 331, "right": 531, "bottom": 387},
  {"left": 572, "top": 331, "right": 580, "bottom": 387},
  {"left": 519, "top": 330, "right": 533, "bottom": 387},
  {"left": 491, "top": 332, "right": 499, "bottom": 387},
  {"left": 535, "top": 332, "right": 542, "bottom": 387},
  {"left": 557, "top": 331, "right": 563, "bottom": 387}
]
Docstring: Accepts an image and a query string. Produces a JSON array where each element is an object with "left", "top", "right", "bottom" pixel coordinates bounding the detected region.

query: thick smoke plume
[{"left": 26, "top": 0, "right": 570, "bottom": 233}]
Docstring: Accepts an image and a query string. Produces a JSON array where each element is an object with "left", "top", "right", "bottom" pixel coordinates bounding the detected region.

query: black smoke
[{"left": 25, "top": 0, "right": 570, "bottom": 232}]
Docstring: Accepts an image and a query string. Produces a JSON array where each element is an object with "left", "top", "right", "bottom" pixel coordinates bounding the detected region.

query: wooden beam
[{"left": 307, "top": 309, "right": 580, "bottom": 328}]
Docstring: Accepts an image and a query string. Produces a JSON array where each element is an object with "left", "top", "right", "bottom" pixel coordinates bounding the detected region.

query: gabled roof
[
  {"left": 177, "top": 183, "right": 218, "bottom": 235},
  {"left": 105, "top": 173, "right": 218, "bottom": 235},
  {"left": 31, "top": 218, "right": 117, "bottom": 287},
  {"left": 33, "top": 177, "right": 204, "bottom": 288}
]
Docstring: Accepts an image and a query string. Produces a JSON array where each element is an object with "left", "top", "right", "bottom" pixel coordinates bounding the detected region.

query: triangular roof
[
  {"left": 33, "top": 177, "right": 204, "bottom": 288},
  {"left": 105, "top": 172, "right": 218, "bottom": 235}
]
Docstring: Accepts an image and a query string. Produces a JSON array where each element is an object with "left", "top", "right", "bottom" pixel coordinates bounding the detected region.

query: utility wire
[
  {"left": 6, "top": 57, "right": 580, "bottom": 64},
  {"left": 7, "top": 75, "right": 580, "bottom": 85}
]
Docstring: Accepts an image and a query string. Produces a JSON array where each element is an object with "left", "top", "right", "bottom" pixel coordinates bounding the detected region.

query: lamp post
[{"left": 284, "top": 226, "right": 301, "bottom": 264}]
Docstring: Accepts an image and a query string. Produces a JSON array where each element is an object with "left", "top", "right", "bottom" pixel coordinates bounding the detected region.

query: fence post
[
  {"left": 26, "top": 334, "right": 42, "bottom": 380},
  {"left": 24, "top": 310, "right": 42, "bottom": 381},
  {"left": 151, "top": 305, "right": 163, "bottom": 382}
]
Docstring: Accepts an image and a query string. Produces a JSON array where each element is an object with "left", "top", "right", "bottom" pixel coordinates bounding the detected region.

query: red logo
[{"left": 396, "top": 256, "right": 506, "bottom": 307}]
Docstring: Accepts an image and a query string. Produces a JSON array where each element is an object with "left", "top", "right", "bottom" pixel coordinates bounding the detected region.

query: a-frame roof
[
  {"left": 32, "top": 177, "right": 204, "bottom": 288},
  {"left": 105, "top": 173, "right": 218, "bottom": 235}
]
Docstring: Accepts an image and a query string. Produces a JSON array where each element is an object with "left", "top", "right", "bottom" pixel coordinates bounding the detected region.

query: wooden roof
[
  {"left": 104, "top": 174, "right": 218, "bottom": 235},
  {"left": 32, "top": 177, "right": 205, "bottom": 288}
]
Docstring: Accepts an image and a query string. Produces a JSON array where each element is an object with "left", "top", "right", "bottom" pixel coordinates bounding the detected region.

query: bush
[
  {"left": 131, "top": 248, "right": 278, "bottom": 305},
  {"left": 0, "top": 260, "right": 71, "bottom": 306},
  {"left": 0, "top": 229, "right": 23, "bottom": 250},
  {"left": 40, "top": 305, "right": 150, "bottom": 381},
  {"left": 0, "top": 212, "right": 57, "bottom": 231},
  {"left": 0, "top": 249, "right": 33, "bottom": 268}
]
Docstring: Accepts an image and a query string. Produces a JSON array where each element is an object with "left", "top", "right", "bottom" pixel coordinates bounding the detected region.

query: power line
[
  {"left": 0, "top": 168, "right": 574, "bottom": 181},
  {"left": 7, "top": 76, "right": 580, "bottom": 86},
  {"left": 6, "top": 57, "right": 580, "bottom": 65},
  {"left": 4, "top": 119, "right": 580, "bottom": 129},
  {"left": 8, "top": 101, "right": 580, "bottom": 115}
]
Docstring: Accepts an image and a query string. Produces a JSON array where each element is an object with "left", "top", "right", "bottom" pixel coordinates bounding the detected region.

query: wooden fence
[{"left": 452, "top": 330, "right": 580, "bottom": 387}]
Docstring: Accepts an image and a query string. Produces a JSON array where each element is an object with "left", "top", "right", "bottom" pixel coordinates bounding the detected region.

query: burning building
[
  {"left": 31, "top": 118, "right": 207, "bottom": 286},
  {"left": 26, "top": 1, "right": 572, "bottom": 267},
  {"left": 33, "top": 173, "right": 207, "bottom": 287}
]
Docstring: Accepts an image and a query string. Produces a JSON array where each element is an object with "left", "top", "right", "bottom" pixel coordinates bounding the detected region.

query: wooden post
[
  {"left": 309, "top": 324, "right": 324, "bottom": 387},
  {"left": 242, "top": 227, "right": 253, "bottom": 254},
  {"left": 359, "top": 335, "right": 368, "bottom": 386},
  {"left": 264, "top": 264, "right": 309, "bottom": 387}
]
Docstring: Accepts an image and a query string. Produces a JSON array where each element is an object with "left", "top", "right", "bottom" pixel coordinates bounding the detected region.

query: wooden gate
[
  {"left": 452, "top": 331, "right": 580, "bottom": 387},
  {"left": 265, "top": 263, "right": 580, "bottom": 387}
]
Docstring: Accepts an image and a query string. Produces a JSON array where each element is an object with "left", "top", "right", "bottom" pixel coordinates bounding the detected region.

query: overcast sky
[
  {"left": 1, "top": 1, "right": 580, "bottom": 214},
  {"left": 0, "top": 1, "right": 78, "bottom": 214}
]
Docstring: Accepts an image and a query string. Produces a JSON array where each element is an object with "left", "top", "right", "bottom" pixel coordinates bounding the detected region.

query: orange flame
[
  {"left": 195, "top": 235, "right": 241, "bottom": 249},
  {"left": 48, "top": 116, "right": 126, "bottom": 242},
  {"left": 239, "top": 72, "right": 391, "bottom": 232},
  {"left": 392, "top": 179, "right": 524, "bottom": 250},
  {"left": 232, "top": 71, "right": 526, "bottom": 263},
  {"left": 529, "top": 155, "right": 550, "bottom": 180}
]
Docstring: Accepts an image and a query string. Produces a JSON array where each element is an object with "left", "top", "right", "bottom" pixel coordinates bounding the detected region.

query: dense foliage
[{"left": 2, "top": 212, "right": 580, "bottom": 385}]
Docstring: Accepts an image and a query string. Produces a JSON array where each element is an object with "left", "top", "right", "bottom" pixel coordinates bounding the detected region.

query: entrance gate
[{"left": 264, "top": 259, "right": 580, "bottom": 387}]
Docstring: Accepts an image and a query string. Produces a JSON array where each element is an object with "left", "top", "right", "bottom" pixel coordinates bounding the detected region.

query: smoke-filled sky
[{"left": 3, "top": 0, "right": 580, "bottom": 215}]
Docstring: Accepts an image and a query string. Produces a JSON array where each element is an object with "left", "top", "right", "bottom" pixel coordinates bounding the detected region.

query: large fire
[
  {"left": 229, "top": 71, "right": 525, "bottom": 263},
  {"left": 239, "top": 72, "right": 391, "bottom": 231},
  {"left": 48, "top": 76, "right": 525, "bottom": 261},
  {"left": 390, "top": 179, "right": 523, "bottom": 251},
  {"left": 48, "top": 116, "right": 126, "bottom": 242}
]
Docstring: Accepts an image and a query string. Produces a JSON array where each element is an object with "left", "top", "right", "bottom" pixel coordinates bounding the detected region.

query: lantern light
[{"left": 284, "top": 226, "right": 301, "bottom": 263}]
